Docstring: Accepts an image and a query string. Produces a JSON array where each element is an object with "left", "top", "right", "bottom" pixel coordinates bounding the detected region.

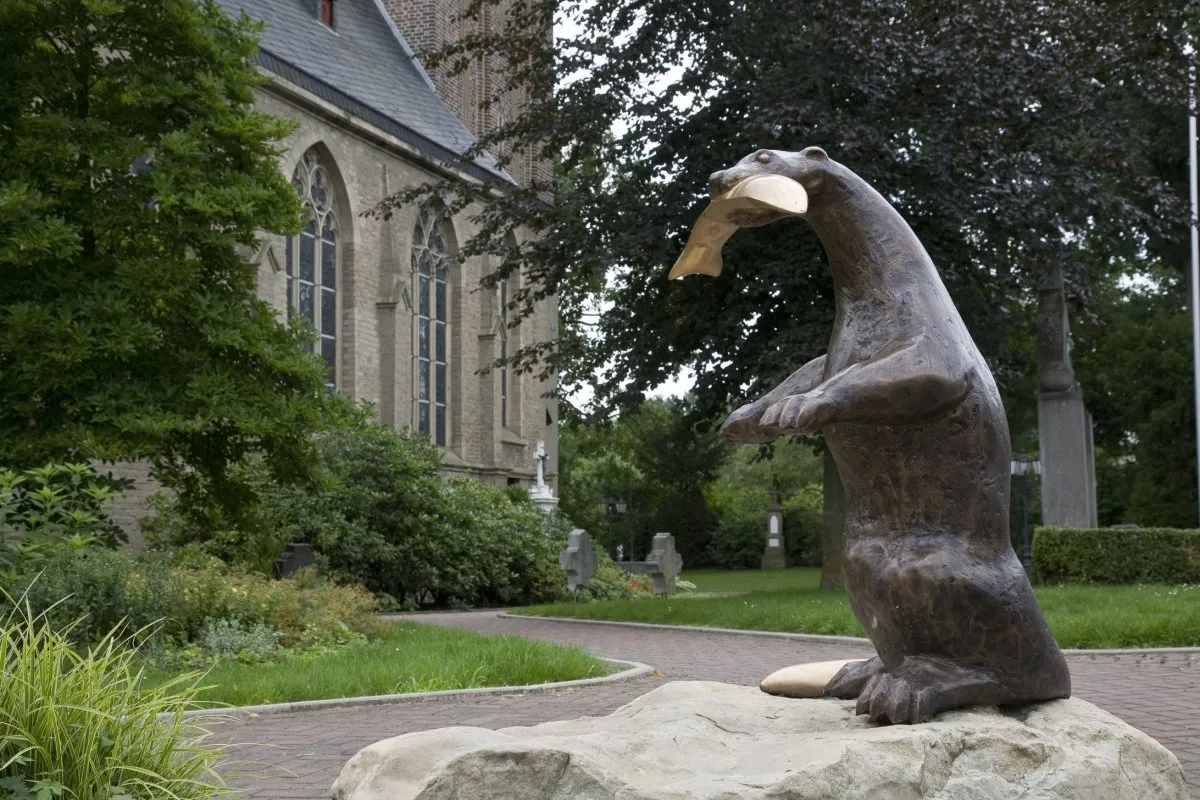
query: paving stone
[{"left": 212, "top": 611, "right": 1200, "bottom": 799}]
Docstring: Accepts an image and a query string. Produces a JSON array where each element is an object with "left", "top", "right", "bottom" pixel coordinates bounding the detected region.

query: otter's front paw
[
  {"left": 761, "top": 391, "right": 833, "bottom": 435},
  {"left": 719, "top": 402, "right": 779, "bottom": 444}
]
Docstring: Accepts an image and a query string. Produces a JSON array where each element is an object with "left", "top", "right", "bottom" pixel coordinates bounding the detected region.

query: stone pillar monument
[
  {"left": 527, "top": 440, "right": 559, "bottom": 515},
  {"left": 761, "top": 498, "right": 787, "bottom": 570},
  {"left": 1035, "top": 264, "right": 1098, "bottom": 528}
]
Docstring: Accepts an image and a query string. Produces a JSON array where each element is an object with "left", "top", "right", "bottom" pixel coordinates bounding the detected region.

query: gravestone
[
  {"left": 558, "top": 528, "right": 596, "bottom": 592},
  {"left": 644, "top": 532, "right": 683, "bottom": 595},
  {"left": 761, "top": 500, "right": 787, "bottom": 570},
  {"left": 274, "top": 542, "right": 316, "bottom": 579}
]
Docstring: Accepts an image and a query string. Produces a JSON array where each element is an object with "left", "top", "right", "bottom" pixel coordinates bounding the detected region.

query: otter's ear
[{"left": 802, "top": 146, "right": 828, "bottom": 161}]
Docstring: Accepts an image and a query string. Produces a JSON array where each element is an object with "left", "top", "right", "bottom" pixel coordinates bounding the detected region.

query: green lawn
[
  {"left": 683, "top": 567, "right": 821, "bottom": 593},
  {"left": 140, "top": 622, "right": 612, "bottom": 707},
  {"left": 515, "top": 569, "right": 1200, "bottom": 649}
]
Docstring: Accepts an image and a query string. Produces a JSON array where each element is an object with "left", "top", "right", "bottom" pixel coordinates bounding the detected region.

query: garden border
[
  {"left": 171, "top": 657, "right": 654, "bottom": 720},
  {"left": 501, "top": 613, "right": 1200, "bottom": 656}
]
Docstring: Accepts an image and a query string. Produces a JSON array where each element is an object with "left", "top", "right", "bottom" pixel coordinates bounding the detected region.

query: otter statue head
[{"left": 669, "top": 146, "right": 830, "bottom": 279}]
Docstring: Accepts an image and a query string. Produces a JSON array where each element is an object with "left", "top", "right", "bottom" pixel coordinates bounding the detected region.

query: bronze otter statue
[{"left": 672, "top": 146, "right": 1071, "bottom": 725}]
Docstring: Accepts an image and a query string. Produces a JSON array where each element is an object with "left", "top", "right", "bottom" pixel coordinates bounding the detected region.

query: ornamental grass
[{"left": 0, "top": 600, "right": 231, "bottom": 799}]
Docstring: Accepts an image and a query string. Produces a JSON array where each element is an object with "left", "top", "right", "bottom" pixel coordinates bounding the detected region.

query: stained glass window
[
  {"left": 287, "top": 150, "right": 337, "bottom": 391},
  {"left": 499, "top": 276, "right": 508, "bottom": 428},
  {"left": 413, "top": 206, "right": 452, "bottom": 446}
]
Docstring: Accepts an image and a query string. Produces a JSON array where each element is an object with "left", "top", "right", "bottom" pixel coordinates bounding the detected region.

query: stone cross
[
  {"left": 558, "top": 528, "right": 596, "bottom": 592},
  {"left": 645, "top": 532, "right": 683, "bottom": 596}
]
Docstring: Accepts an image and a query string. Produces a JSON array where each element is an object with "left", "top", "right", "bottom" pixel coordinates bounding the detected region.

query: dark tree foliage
[
  {"left": 558, "top": 398, "right": 728, "bottom": 564},
  {"left": 1074, "top": 275, "right": 1197, "bottom": 527},
  {"left": 384, "top": 0, "right": 1192, "bottom": 432},
  {"left": 0, "top": 1, "right": 352, "bottom": 519},
  {"left": 1071, "top": 74, "right": 1198, "bottom": 527}
]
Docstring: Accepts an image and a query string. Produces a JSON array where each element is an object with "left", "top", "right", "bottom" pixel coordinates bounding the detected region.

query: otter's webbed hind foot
[
  {"left": 824, "top": 656, "right": 884, "bottom": 699},
  {"left": 855, "top": 658, "right": 999, "bottom": 725}
]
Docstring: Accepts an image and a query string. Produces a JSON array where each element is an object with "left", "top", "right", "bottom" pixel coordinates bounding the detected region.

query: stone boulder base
[{"left": 332, "top": 681, "right": 1187, "bottom": 800}]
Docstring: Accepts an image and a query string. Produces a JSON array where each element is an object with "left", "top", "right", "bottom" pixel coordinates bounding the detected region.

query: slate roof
[{"left": 215, "top": 0, "right": 509, "bottom": 184}]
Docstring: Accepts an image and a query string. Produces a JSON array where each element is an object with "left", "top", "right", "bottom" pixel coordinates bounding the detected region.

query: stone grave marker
[
  {"left": 275, "top": 542, "right": 316, "bottom": 579},
  {"left": 558, "top": 528, "right": 596, "bottom": 592},
  {"left": 645, "top": 532, "right": 683, "bottom": 595}
]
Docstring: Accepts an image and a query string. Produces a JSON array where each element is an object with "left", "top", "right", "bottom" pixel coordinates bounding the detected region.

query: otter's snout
[
  {"left": 708, "top": 170, "right": 732, "bottom": 197},
  {"left": 709, "top": 167, "right": 756, "bottom": 197}
]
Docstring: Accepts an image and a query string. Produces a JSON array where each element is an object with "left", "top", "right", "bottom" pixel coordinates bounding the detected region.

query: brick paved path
[{"left": 212, "top": 611, "right": 1200, "bottom": 798}]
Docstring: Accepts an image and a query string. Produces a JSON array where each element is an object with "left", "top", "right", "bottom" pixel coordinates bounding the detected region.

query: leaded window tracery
[
  {"left": 285, "top": 150, "right": 338, "bottom": 391},
  {"left": 413, "top": 206, "right": 452, "bottom": 446}
]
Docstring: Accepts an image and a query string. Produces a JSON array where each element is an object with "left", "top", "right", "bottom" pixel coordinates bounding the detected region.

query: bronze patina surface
[{"left": 678, "top": 147, "right": 1071, "bottom": 725}]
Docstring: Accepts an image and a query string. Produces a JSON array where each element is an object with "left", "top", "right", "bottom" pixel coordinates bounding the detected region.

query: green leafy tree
[
  {"left": 559, "top": 398, "right": 727, "bottom": 564},
  {"left": 396, "top": 0, "right": 1188, "bottom": 421},
  {"left": 386, "top": 0, "right": 1192, "bottom": 578},
  {"left": 1073, "top": 273, "right": 1197, "bottom": 527},
  {"left": 0, "top": 0, "right": 349, "bottom": 523},
  {"left": 705, "top": 441, "right": 824, "bottom": 568}
]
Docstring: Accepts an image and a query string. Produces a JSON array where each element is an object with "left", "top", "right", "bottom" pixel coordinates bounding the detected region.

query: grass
[
  {"left": 1, "top": 604, "right": 231, "bottom": 799},
  {"left": 683, "top": 567, "right": 822, "bottom": 594},
  {"left": 514, "top": 568, "right": 1200, "bottom": 649},
  {"left": 140, "top": 622, "right": 612, "bottom": 707}
]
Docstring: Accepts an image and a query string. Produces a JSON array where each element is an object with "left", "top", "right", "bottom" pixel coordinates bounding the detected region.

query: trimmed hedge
[{"left": 1033, "top": 526, "right": 1200, "bottom": 584}]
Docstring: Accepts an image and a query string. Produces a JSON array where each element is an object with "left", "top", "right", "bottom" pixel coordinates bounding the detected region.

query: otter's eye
[{"left": 756, "top": 152, "right": 771, "bottom": 163}]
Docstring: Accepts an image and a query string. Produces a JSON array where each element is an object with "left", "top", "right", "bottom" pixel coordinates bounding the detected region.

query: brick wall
[
  {"left": 381, "top": 0, "right": 546, "bottom": 188},
  {"left": 94, "top": 461, "right": 160, "bottom": 553}
]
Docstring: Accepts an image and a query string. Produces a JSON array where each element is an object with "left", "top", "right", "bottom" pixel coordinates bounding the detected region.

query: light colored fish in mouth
[{"left": 668, "top": 174, "right": 808, "bottom": 280}]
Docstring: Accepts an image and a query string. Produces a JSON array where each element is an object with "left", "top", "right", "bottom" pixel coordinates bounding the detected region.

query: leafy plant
[
  {"left": 0, "top": 600, "right": 231, "bottom": 799},
  {"left": 197, "top": 618, "right": 281, "bottom": 665},
  {"left": 10, "top": 548, "right": 385, "bottom": 648},
  {"left": 571, "top": 548, "right": 648, "bottom": 601},
  {"left": 0, "top": 463, "right": 127, "bottom": 577},
  {"left": 234, "top": 423, "right": 568, "bottom": 608},
  {"left": 8, "top": 548, "right": 135, "bottom": 646},
  {"left": 0, "top": 0, "right": 355, "bottom": 527}
]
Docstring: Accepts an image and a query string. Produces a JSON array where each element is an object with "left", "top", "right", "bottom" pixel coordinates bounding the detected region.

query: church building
[{"left": 110, "top": 0, "right": 559, "bottom": 538}]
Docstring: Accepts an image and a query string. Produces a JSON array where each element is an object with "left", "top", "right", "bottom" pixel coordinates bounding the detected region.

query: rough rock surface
[{"left": 331, "top": 681, "right": 1187, "bottom": 800}]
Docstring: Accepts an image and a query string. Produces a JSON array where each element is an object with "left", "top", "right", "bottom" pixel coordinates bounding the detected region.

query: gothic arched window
[
  {"left": 285, "top": 150, "right": 338, "bottom": 391},
  {"left": 413, "top": 206, "right": 452, "bottom": 446},
  {"left": 499, "top": 274, "right": 509, "bottom": 429}
]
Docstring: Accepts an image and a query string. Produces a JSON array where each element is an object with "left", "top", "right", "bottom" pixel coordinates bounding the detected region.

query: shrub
[
  {"left": 142, "top": 422, "right": 569, "bottom": 609},
  {"left": 140, "top": 455, "right": 291, "bottom": 573},
  {"left": 434, "top": 477, "right": 566, "bottom": 607},
  {"left": 0, "top": 603, "right": 231, "bottom": 799},
  {"left": 197, "top": 618, "right": 281, "bottom": 664},
  {"left": 10, "top": 549, "right": 385, "bottom": 648},
  {"left": 705, "top": 516, "right": 765, "bottom": 569},
  {"left": 1033, "top": 526, "right": 1200, "bottom": 584},
  {"left": 782, "top": 484, "right": 823, "bottom": 567},
  {"left": 0, "top": 462, "right": 127, "bottom": 576},
  {"left": 9, "top": 548, "right": 136, "bottom": 645},
  {"left": 256, "top": 424, "right": 566, "bottom": 608},
  {"left": 572, "top": 548, "right": 649, "bottom": 601}
]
